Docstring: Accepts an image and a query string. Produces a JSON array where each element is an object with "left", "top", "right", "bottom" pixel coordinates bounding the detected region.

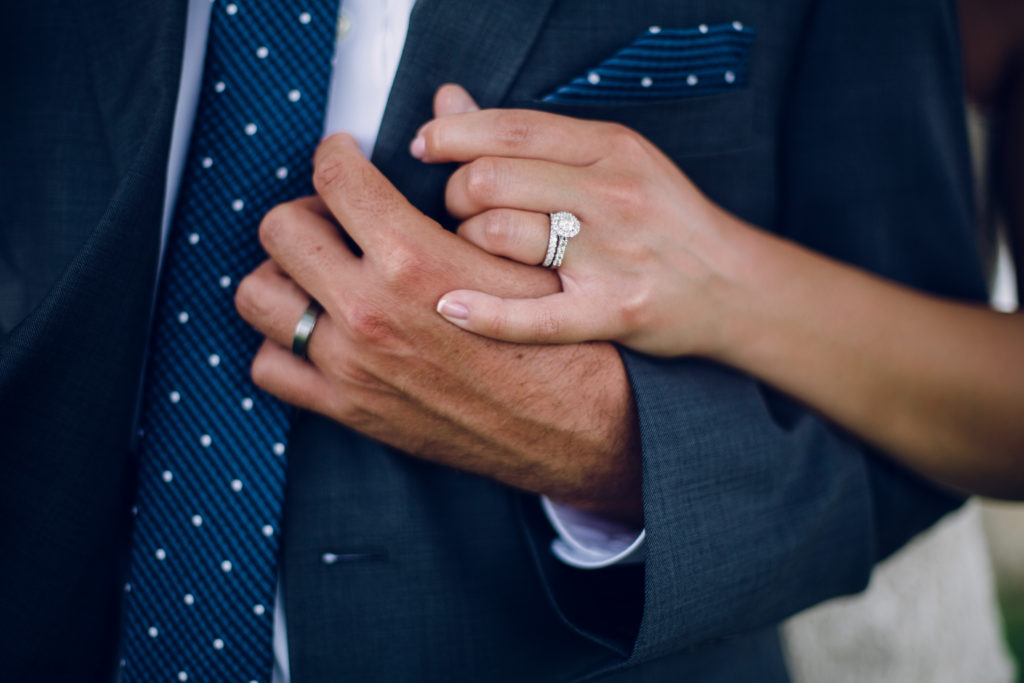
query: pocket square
[{"left": 543, "top": 21, "right": 755, "bottom": 104}]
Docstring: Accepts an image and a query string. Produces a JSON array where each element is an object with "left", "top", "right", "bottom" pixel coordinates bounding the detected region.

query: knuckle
[
  {"left": 377, "top": 241, "right": 428, "bottom": 284},
  {"left": 482, "top": 210, "right": 516, "bottom": 251},
  {"left": 233, "top": 273, "right": 268, "bottom": 321},
  {"left": 600, "top": 173, "right": 647, "bottom": 219},
  {"left": 532, "top": 310, "right": 561, "bottom": 341},
  {"left": 258, "top": 202, "right": 300, "bottom": 251},
  {"left": 605, "top": 123, "right": 645, "bottom": 157},
  {"left": 463, "top": 157, "right": 500, "bottom": 204},
  {"left": 346, "top": 300, "right": 397, "bottom": 345},
  {"left": 312, "top": 137, "right": 357, "bottom": 196},
  {"left": 492, "top": 111, "right": 532, "bottom": 150}
]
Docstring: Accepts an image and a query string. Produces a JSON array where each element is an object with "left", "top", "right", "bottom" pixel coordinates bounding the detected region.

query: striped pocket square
[{"left": 543, "top": 21, "right": 755, "bottom": 104}]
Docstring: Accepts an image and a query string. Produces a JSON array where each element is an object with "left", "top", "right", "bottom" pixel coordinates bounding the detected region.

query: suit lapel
[{"left": 372, "top": 0, "right": 557, "bottom": 225}]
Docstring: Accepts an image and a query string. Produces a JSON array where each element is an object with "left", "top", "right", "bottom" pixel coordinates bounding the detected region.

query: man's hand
[{"left": 235, "top": 132, "right": 642, "bottom": 523}]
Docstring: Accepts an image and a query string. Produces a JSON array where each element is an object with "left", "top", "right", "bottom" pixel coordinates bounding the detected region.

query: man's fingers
[
  {"left": 457, "top": 209, "right": 550, "bottom": 265},
  {"left": 257, "top": 196, "right": 357, "bottom": 305},
  {"left": 235, "top": 260, "right": 321, "bottom": 349},
  {"left": 446, "top": 156, "right": 590, "bottom": 219},
  {"left": 250, "top": 339, "right": 335, "bottom": 414},
  {"left": 313, "top": 132, "right": 435, "bottom": 253},
  {"left": 435, "top": 290, "right": 600, "bottom": 344},
  {"left": 413, "top": 108, "right": 611, "bottom": 166}
]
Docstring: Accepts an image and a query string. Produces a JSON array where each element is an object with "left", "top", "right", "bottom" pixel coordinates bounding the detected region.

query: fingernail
[
  {"left": 437, "top": 298, "right": 469, "bottom": 321},
  {"left": 409, "top": 136, "right": 426, "bottom": 159}
]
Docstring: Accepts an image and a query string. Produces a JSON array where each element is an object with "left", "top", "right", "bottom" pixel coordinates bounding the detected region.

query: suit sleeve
[{"left": 524, "top": 0, "right": 988, "bottom": 665}]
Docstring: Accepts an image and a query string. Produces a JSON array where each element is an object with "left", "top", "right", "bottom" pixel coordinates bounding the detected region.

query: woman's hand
[{"left": 413, "top": 84, "right": 743, "bottom": 358}]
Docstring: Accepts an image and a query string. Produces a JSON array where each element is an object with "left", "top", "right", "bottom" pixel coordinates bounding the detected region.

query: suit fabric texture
[{"left": 0, "top": 0, "right": 983, "bottom": 681}]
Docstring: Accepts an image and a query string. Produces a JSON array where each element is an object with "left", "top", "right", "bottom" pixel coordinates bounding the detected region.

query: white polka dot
[
  {"left": 587, "top": 71, "right": 600, "bottom": 85},
  {"left": 169, "top": 391, "right": 181, "bottom": 404},
  {"left": 288, "top": 89, "right": 301, "bottom": 102},
  {"left": 733, "top": 20, "right": 744, "bottom": 31},
  {"left": 225, "top": 3, "right": 237, "bottom": 15},
  {"left": 221, "top": 560, "right": 232, "bottom": 572},
  {"left": 322, "top": 552, "right": 339, "bottom": 565},
  {"left": 273, "top": 442, "right": 286, "bottom": 456},
  {"left": 641, "top": 77, "right": 653, "bottom": 88},
  {"left": 725, "top": 70, "right": 736, "bottom": 84},
  {"left": 219, "top": 275, "right": 232, "bottom": 288},
  {"left": 232, "top": 198, "right": 245, "bottom": 212},
  {"left": 208, "top": 354, "right": 221, "bottom": 367},
  {"left": 262, "top": 525, "right": 274, "bottom": 537},
  {"left": 124, "top": 582, "right": 132, "bottom": 592},
  {"left": 276, "top": 166, "right": 289, "bottom": 179},
  {"left": 191, "top": 514, "right": 203, "bottom": 527},
  {"left": 201, "top": 157, "right": 213, "bottom": 168},
  {"left": 648, "top": 25, "right": 661, "bottom": 34},
  {"left": 155, "top": 548, "right": 167, "bottom": 561},
  {"left": 214, "top": 81, "right": 226, "bottom": 93},
  {"left": 148, "top": 626, "right": 159, "bottom": 638},
  {"left": 299, "top": 11, "right": 311, "bottom": 24},
  {"left": 178, "top": 311, "right": 189, "bottom": 324},
  {"left": 178, "top": 672, "right": 188, "bottom": 682},
  {"left": 131, "top": 506, "right": 139, "bottom": 516},
  {"left": 699, "top": 24, "right": 709, "bottom": 33},
  {"left": 253, "top": 604, "right": 266, "bottom": 616},
  {"left": 200, "top": 433, "right": 212, "bottom": 448},
  {"left": 162, "top": 470, "right": 173, "bottom": 483},
  {"left": 256, "top": 46, "right": 269, "bottom": 59},
  {"left": 184, "top": 593, "right": 195, "bottom": 605},
  {"left": 241, "top": 397, "right": 254, "bottom": 411},
  {"left": 213, "top": 638, "right": 225, "bottom": 650},
  {"left": 188, "top": 232, "right": 200, "bottom": 245},
  {"left": 687, "top": 74, "right": 699, "bottom": 86},
  {"left": 245, "top": 122, "right": 257, "bottom": 136},
  {"left": 231, "top": 479, "right": 243, "bottom": 492}
]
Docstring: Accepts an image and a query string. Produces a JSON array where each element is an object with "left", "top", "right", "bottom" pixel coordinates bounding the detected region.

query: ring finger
[
  {"left": 235, "top": 260, "right": 329, "bottom": 360},
  {"left": 456, "top": 209, "right": 553, "bottom": 266}
]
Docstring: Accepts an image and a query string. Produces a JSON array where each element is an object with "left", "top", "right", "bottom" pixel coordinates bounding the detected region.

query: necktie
[{"left": 122, "top": 2, "right": 339, "bottom": 681}]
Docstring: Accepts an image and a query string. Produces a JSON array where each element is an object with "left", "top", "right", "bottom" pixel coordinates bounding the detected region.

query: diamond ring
[{"left": 543, "top": 211, "right": 581, "bottom": 269}]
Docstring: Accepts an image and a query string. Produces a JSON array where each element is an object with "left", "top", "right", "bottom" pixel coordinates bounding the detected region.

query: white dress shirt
[{"left": 162, "top": 1, "right": 644, "bottom": 679}]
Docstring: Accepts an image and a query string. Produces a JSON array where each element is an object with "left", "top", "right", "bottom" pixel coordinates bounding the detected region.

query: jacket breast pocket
[
  {"left": 541, "top": 22, "right": 755, "bottom": 104},
  {"left": 524, "top": 22, "right": 758, "bottom": 158}
]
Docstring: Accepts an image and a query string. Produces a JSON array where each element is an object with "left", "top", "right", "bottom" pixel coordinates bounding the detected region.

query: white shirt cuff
[{"left": 541, "top": 497, "right": 646, "bottom": 569}]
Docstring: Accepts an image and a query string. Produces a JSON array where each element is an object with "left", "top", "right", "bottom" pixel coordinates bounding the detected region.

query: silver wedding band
[
  {"left": 291, "top": 301, "right": 322, "bottom": 359},
  {"left": 543, "top": 211, "right": 581, "bottom": 269}
]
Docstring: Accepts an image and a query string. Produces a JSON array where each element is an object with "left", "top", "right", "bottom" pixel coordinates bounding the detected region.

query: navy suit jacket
[{"left": 0, "top": 0, "right": 984, "bottom": 681}]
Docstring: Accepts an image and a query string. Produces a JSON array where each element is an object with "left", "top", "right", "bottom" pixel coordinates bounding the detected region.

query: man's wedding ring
[
  {"left": 291, "top": 301, "right": 322, "bottom": 359},
  {"left": 543, "top": 211, "right": 581, "bottom": 269}
]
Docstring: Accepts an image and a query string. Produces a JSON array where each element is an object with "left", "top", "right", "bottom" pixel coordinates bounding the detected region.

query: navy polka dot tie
[{"left": 122, "top": 2, "right": 339, "bottom": 682}]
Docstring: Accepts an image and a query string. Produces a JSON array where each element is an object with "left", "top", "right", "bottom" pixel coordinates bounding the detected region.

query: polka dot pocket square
[{"left": 542, "top": 21, "right": 755, "bottom": 104}]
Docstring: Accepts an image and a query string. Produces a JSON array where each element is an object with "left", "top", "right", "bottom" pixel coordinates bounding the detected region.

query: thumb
[
  {"left": 433, "top": 83, "right": 480, "bottom": 118},
  {"left": 435, "top": 290, "right": 597, "bottom": 344}
]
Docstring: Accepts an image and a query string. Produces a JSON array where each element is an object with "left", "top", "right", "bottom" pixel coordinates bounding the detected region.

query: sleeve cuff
[{"left": 541, "top": 497, "right": 646, "bottom": 569}]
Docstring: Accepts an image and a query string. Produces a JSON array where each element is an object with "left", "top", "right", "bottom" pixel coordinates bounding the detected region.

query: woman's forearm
[{"left": 712, "top": 215, "right": 1024, "bottom": 498}]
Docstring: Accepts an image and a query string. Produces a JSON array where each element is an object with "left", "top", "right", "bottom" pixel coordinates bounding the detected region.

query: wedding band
[
  {"left": 542, "top": 211, "right": 581, "bottom": 269},
  {"left": 291, "top": 301, "right": 322, "bottom": 359}
]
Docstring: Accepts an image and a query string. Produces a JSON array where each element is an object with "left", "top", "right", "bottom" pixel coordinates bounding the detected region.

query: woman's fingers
[
  {"left": 457, "top": 209, "right": 551, "bottom": 265},
  {"left": 414, "top": 107, "right": 610, "bottom": 167},
  {"left": 435, "top": 290, "right": 606, "bottom": 344},
  {"left": 445, "top": 156, "right": 591, "bottom": 219}
]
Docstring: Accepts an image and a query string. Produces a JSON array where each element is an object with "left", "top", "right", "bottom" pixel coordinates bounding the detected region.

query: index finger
[
  {"left": 312, "top": 132, "right": 435, "bottom": 253},
  {"left": 414, "top": 109, "right": 612, "bottom": 167}
]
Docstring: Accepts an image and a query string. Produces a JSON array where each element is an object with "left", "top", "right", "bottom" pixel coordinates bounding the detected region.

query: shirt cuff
[{"left": 541, "top": 497, "right": 646, "bottom": 569}]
